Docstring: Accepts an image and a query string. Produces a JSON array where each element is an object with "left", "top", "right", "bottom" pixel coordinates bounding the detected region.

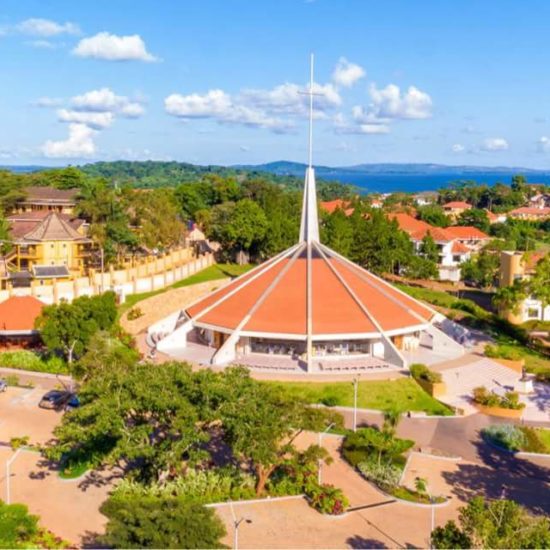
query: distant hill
[
  {"left": 0, "top": 165, "right": 49, "bottom": 173},
  {"left": 235, "top": 160, "right": 550, "bottom": 177}
]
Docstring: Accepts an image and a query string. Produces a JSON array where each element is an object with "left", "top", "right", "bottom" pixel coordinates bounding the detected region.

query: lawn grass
[
  {"left": 118, "top": 263, "right": 253, "bottom": 318},
  {"left": 535, "top": 428, "right": 550, "bottom": 453},
  {"left": 395, "top": 282, "right": 550, "bottom": 376},
  {"left": 266, "top": 378, "right": 452, "bottom": 416}
]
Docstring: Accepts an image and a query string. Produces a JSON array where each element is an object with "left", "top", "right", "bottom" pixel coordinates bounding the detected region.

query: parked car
[
  {"left": 65, "top": 394, "right": 80, "bottom": 411},
  {"left": 38, "top": 390, "right": 73, "bottom": 410},
  {"left": 0, "top": 379, "right": 7, "bottom": 393}
]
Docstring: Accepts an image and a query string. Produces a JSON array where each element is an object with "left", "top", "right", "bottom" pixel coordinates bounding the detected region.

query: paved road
[{"left": 337, "top": 408, "right": 550, "bottom": 515}]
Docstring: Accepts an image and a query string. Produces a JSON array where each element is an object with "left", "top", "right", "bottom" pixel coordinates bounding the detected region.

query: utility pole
[
  {"left": 233, "top": 517, "right": 251, "bottom": 550},
  {"left": 6, "top": 448, "right": 22, "bottom": 504},
  {"left": 353, "top": 375, "right": 360, "bottom": 432},
  {"left": 317, "top": 422, "right": 335, "bottom": 484}
]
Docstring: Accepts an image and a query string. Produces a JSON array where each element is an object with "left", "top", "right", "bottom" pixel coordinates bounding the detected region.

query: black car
[{"left": 39, "top": 390, "right": 73, "bottom": 410}]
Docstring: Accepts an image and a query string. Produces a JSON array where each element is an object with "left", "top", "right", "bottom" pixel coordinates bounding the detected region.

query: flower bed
[{"left": 482, "top": 424, "right": 550, "bottom": 454}]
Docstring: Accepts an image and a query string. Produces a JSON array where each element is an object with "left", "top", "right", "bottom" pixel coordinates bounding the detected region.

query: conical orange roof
[{"left": 186, "top": 241, "right": 435, "bottom": 338}]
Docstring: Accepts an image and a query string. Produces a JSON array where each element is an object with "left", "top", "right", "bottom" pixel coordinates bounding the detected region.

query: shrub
[
  {"left": 127, "top": 307, "right": 144, "bottom": 321},
  {"left": 535, "top": 371, "right": 550, "bottom": 384},
  {"left": 100, "top": 495, "right": 227, "bottom": 549},
  {"left": 484, "top": 344, "right": 522, "bottom": 361},
  {"left": 482, "top": 424, "right": 526, "bottom": 451},
  {"left": 519, "top": 427, "right": 548, "bottom": 454},
  {"left": 10, "top": 436, "right": 30, "bottom": 450},
  {"left": 306, "top": 483, "right": 349, "bottom": 515},
  {"left": 357, "top": 459, "right": 402, "bottom": 490},
  {"left": 472, "top": 386, "right": 525, "bottom": 410},
  {"left": 0, "top": 351, "right": 68, "bottom": 374},
  {"left": 320, "top": 394, "right": 339, "bottom": 407},
  {"left": 410, "top": 363, "right": 442, "bottom": 384},
  {"left": 113, "top": 468, "right": 256, "bottom": 504}
]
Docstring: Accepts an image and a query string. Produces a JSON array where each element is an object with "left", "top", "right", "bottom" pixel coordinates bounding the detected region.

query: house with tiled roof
[
  {"left": 499, "top": 250, "right": 549, "bottom": 324},
  {"left": 389, "top": 213, "right": 490, "bottom": 281},
  {"left": 6, "top": 211, "right": 92, "bottom": 284},
  {"left": 445, "top": 226, "right": 491, "bottom": 251},
  {"left": 16, "top": 186, "right": 78, "bottom": 215},
  {"left": 0, "top": 296, "right": 44, "bottom": 346},
  {"left": 508, "top": 206, "right": 550, "bottom": 221},
  {"left": 442, "top": 201, "right": 472, "bottom": 221},
  {"left": 319, "top": 199, "right": 354, "bottom": 216}
]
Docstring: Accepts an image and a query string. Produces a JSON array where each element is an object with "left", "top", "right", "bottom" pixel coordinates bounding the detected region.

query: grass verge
[
  {"left": 118, "top": 263, "right": 253, "bottom": 318},
  {"left": 266, "top": 378, "right": 452, "bottom": 416}
]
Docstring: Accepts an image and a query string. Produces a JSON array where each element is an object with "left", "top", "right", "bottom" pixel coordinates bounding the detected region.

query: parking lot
[{"left": 0, "top": 386, "right": 62, "bottom": 445}]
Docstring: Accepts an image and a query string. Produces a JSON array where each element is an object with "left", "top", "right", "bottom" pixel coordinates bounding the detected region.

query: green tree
[
  {"left": 220, "top": 367, "right": 328, "bottom": 495},
  {"left": 419, "top": 233, "right": 439, "bottom": 264},
  {"left": 209, "top": 199, "right": 268, "bottom": 259},
  {"left": 0, "top": 501, "right": 39, "bottom": 549},
  {"left": 452, "top": 496, "right": 550, "bottom": 549},
  {"left": 457, "top": 208, "right": 490, "bottom": 233},
  {"left": 529, "top": 254, "right": 550, "bottom": 321},
  {"left": 431, "top": 520, "right": 472, "bottom": 549},
  {"left": 35, "top": 292, "right": 117, "bottom": 363},
  {"left": 417, "top": 204, "right": 450, "bottom": 227},
  {"left": 47, "top": 362, "right": 208, "bottom": 481},
  {"left": 492, "top": 280, "right": 527, "bottom": 317},
  {"left": 322, "top": 209, "right": 354, "bottom": 257},
  {"left": 100, "top": 495, "right": 226, "bottom": 549}
]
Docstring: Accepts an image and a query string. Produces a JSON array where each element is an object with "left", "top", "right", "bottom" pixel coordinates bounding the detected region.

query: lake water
[{"left": 319, "top": 171, "right": 550, "bottom": 194}]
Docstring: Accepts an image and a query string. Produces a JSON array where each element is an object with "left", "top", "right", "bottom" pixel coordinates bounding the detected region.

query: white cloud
[
  {"left": 333, "top": 113, "right": 389, "bottom": 135},
  {"left": 367, "top": 84, "right": 433, "bottom": 120},
  {"left": 537, "top": 136, "right": 550, "bottom": 153},
  {"left": 481, "top": 137, "right": 509, "bottom": 151},
  {"left": 42, "top": 123, "right": 96, "bottom": 158},
  {"left": 16, "top": 18, "right": 80, "bottom": 37},
  {"left": 72, "top": 32, "right": 158, "bottom": 62},
  {"left": 452, "top": 143, "right": 465, "bottom": 153},
  {"left": 26, "top": 39, "right": 57, "bottom": 49},
  {"left": 70, "top": 88, "right": 145, "bottom": 118},
  {"left": 57, "top": 109, "right": 114, "bottom": 130},
  {"left": 165, "top": 89, "right": 292, "bottom": 132},
  {"left": 240, "top": 81, "right": 341, "bottom": 117},
  {"left": 332, "top": 57, "right": 365, "bottom": 88},
  {"left": 31, "top": 97, "right": 63, "bottom": 108}
]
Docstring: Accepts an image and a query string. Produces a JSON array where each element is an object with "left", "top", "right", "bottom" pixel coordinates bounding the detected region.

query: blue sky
[{"left": 2, "top": 0, "right": 550, "bottom": 168}]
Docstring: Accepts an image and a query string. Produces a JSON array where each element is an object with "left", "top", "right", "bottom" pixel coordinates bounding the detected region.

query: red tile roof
[
  {"left": 509, "top": 207, "right": 550, "bottom": 217},
  {"left": 320, "top": 199, "right": 353, "bottom": 215},
  {"left": 8, "top": 211, "right": 85, "bottom": 239},
  {"left": 443, "top": 201, "right": 472, "bottom": 209},
  {"left": 445, "top": 226, "right": 490, "bottom": 240},
  {"left": 388, "top": 213, "right": 453, "bottom": 242},
  {"left": 0, "top": 296, "right": 44, "bottom": 332},
  {"left": 451, "top": 241, "right": 470, "bottom": 254}
]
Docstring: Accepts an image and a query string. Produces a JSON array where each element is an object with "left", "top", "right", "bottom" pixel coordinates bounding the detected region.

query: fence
[{"left": 3, "top": 247, "right": 215, "bottom": 305}]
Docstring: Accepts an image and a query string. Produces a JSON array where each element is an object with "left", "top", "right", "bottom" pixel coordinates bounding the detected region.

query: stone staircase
[{"left": 439, "top": 358, "right": 520, "bottom": 414}]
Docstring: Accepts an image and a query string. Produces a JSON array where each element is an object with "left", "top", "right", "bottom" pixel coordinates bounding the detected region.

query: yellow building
[
  {"left": 499, "top": 250, "right": 548, "bottom": 323},
  {"left": 6, "top": 211, "right": 92, "bottom": 285},
  {"left": 16, "top": 186, "right": 78, "bottom": 215}
]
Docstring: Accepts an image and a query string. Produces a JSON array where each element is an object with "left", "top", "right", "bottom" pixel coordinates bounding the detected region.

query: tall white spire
[{"left": 299, "top": 53, "right": 320, "bottom": 244}]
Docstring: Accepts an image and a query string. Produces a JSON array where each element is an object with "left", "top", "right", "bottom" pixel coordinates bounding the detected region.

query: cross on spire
[{"left": 298, "top": 54, "right": 322, "bottom": 244}]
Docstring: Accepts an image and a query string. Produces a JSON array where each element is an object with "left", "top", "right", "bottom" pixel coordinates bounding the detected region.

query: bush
[
  {"left": 320, "top": 394, "right": 339, "bottom": 407},
  {"left": 472, "top": 386, "right": 525, "bottom": 410},
  {"left": 306, "top": 483, "right": 349, "bottom": 515},
  {"left": 521, "top": 427, "right": 548, "bottom": 454},
  {"left": 482, "top": 424, "right": 526, "bottom": 451},
  {"left": 357, "top": 459, "right": 402, "bottom": 490},
  {"left": 100, "top": 495, "right": 227, "bottom": 549},
  {"left": 127, "top": 307, "right": 143, "bottom": 321},
  {"left": 10, "top": 436, "right": 30, "bottom": 450},
  {"left": 0, "top": 350, "right": 68, "bottom": 374},
  {"left": 484, "top": 344, "right": 522, "bottom": 361},
  {"left": 535, "top": 371, "right": 550, "bottom": 384},
  {"left": 410, "top": 363, "right": 442, "bottom": 384},
  {"left": 113, "top": 467, "right": 256, "bottom": 505}
]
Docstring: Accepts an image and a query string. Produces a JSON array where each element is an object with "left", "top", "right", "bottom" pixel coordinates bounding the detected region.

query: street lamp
[
  {"left": 318, "top": 422, "right": 335, "bottom": 484},
  {"left": 233, "top": 516, "right": 251, "bottom": 550},
  {"left": 352, "top": 375, "right": 361, "bottom": 432},
  {"left": 6, "top": 448, "right": 22, "bottom": 504}
]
